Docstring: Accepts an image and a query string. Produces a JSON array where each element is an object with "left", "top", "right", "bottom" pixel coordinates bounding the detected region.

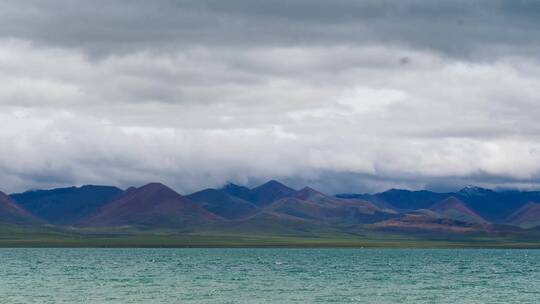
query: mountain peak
[
  {"left": 222, "top": 182, "right": 246, "bottom": 190},
  {"left": 252, "top": 180, "right": 293, "bottom": 192},
  {"left": 383, "top": 188, "right": 410, "bottom": 194},
  {"left": 295, "top": 187, "right": 324, "bottom": 200},
  {"left": 430, "top": 196, "right": 486, "bottom": 223},
  {"left": 139, "top": 182, "right": 170, "bottom": 190},
  {"left": 219, "top": 182, "right": 249, "bottom": 191},
  {"left": 251, "top": 180, "right": 295, "bottom": 206},
  {"left": 458, "top": 185, "right": 492, "bottom": 196},
  {"left": 256, "top": 180, "right": 290, "bottom": 190},
  {"left": 221, "top": 182, "right": 252, "bottom": 200},
  {"left": 81, "top": 183, "right": 220, "bottom": 228},
  {"left": 127, "top": 182, "right": 183, "bottom": 201},
  {"left": 138, "top": 182, "right": 184, "bottom": 194}
]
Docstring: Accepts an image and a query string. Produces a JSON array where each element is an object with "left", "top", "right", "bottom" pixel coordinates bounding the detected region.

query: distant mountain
[
  {"left": 454, "top": 187, "right": 538, "bottom": 222},
  {"left": 506, "top": 202, "right": 540, "bottom": 228},
  {"left": 294, "top": 187, "right": 335, "bottom": 204},
  {"left": 338, "top": 189, "right": 451, "bottom": 211},
  {"left": 186, "top": 180, "right": 296, "bottom": 219},
  {"left": 0, "top": 191, "right": 38, "bottom": 225},
  {"left": 221, "top": 183, "right": 253, "bottom": 201},
  {"left": 335, "top": 193, "right": 395, "bottom": 210},
  {"left": 219, "top": 180, "right": 295, "bottom": 207},
  {"left": 81, "top": 183, "right": 221, "bottom": 228},
  {"left": 249, "top": 180, "right": 296, "bottom": 206},
  {"left": 294, "top": 187, "right": 394, "bottom": 215},
  {"left": 429, "top": 197, "right": 486, "bottom": 223},
  {"left": 373, "top": 213, "right": 492, "bottom": 233},
  {"left": 368, "top": 189, "right": 451, "bottom": 210},
  {"left": 4, "top": 180, "right": 540, "bottom": 237},
  {"left": 337, "top": 187, "right": 540, "bottom": 223},
  {"left": 11, "top": 185, "right": 122, "bottom": 225},
  {"left": 187, "top": 188, "right": 258, "bottom": 220},
  {"left": 259, "top": 187, "right": 395, "bottom": 224}
]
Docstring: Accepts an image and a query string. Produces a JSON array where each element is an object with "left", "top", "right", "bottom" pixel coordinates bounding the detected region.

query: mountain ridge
[
  {"left": 80, "top": 183, "right": 221, "bottom": 228},
  {"left": 3, "top": 181, "right": 540, "bottom": 233},
  {"left": 10, "top": 185, "right": 122, "bottom": 224},
  {"left": 428, "top": 196, "right": 487, "bottom": 223}
]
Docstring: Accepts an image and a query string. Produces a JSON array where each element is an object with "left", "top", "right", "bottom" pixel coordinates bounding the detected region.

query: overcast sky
[{"left": 2, "top": 0, "right": 540, "bottom": 194}]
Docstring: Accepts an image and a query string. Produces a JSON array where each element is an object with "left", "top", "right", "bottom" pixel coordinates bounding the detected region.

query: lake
[{"left": 0, "top": 248, "right": 538, "bottom": 303}]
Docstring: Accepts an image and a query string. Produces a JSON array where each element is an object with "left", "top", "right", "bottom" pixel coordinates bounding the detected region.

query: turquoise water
[{"left": 0, "top": 249, "right": 539, "bottom": 303}]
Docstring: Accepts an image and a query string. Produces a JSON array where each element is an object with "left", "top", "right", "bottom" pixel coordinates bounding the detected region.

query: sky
[{"left": 1, "top": 0, "right": 540, "bottom": 194}]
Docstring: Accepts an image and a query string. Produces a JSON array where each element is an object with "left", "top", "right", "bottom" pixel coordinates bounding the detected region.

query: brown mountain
[
  {"left": 429, "top": 196, "right": 486, "bottom": 223},
  {"left": 506, "top": 202, "right": 540, "bottom": 228},
  {"left": 0, "top": 191, "right": 38, "bottom": 225},
  {"left": 185, "top": 180, "right": 296, "bottom": 220},
  {"left": 258, "top": 187, "right": 395, "bottom": 224},
  {"left": 294, "top": 187, "right": 336, "bottom": 204},
  {"left": 81, "top": 183, "right": 221, "bottom": 228},
  {"left": 372, "top": 197, "right": 490, "bottom": 233},
  {"left": 372, "top": 213, "right": 492, "bottom": 233}
]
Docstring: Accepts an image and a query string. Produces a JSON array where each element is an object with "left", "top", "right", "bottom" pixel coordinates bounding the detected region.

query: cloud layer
[{"left": 1, "top": 1, "right": 540, "bottom": 194}]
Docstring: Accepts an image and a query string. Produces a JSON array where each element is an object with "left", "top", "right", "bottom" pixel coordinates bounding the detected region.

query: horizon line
[{"left": 4, "top": 180, "right": 531, "bottom": 197}]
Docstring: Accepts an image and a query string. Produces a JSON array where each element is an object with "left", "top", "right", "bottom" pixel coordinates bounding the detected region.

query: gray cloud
[
  {"left": 1, "top": 1, "right": 540, "bottom": 57},
  {"left": 1, "top": 1, "right": 540, "bottom": 194}
]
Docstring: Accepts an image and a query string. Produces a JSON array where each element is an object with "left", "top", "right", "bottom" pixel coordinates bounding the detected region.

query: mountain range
[{"left": 4, "top": 181, "right": 540, "bottom": 238}]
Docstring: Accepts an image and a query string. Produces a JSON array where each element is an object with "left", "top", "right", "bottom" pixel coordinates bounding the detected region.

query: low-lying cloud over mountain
[{"left": 1, "top": 1, "right": 540, "bottom": 193}]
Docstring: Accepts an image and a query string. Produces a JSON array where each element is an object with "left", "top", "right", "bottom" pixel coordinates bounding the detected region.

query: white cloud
[
  {"left": 1, "top": 38, "right": 540, "bottom": 193},
  {"left": 337, "top": 87, "right": 406, "bottom": 114}
]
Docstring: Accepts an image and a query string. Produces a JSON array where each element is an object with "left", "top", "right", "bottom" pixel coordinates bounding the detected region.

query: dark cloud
[{"left": 0, "top": 0, "right": 539, "bottom": 58}]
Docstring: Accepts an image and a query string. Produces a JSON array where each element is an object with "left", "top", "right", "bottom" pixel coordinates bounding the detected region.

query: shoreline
[{"left": 1, "top": 238, "right": 539, "bottom": 249}]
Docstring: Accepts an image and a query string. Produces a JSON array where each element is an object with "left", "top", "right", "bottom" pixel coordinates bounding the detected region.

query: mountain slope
[
  {"left": 249, "top": 180, "right": 296, "bottom": 206},
  {"left": 259, "top": 187, "right": 395, "bottom": 224},
  {"left": 372, "top": 213, "right": 492, "bottom": 234},
  {"left": 337, "top": 187, "right": 540, "bottom": 223},
  {"left": 0, "top": 191, "right": 38, "bottom": 225},
  {"left": 219, "top": 180, "right": 295, "bottom": 207},
  {"left": 221, "top": 183, "right": 253, "bottom": 201},
  {"left": 81, "top": 183, "right": 221, "bottom": 228},
  {"left": 187, "top": 188, "right": 258, "bottom": 220},
  {"left": 429, "top": 196, "right": 486, "bottom": 223},
  {"left": 455, "top": 187, "right": 538, "bottom": 222},
  {"left": 11, "top": 185, "right": 122, "bottom": 224},
  {"left": 376, "top": 189, "right": 451, "bottom": 210},
  {"left": 295, "top": 187, "right": 394, "bottom": 215},
  {"left": 294, "top": 187, "right": 337, "bottom": 204},
  {"left": 506, "top": 202, "right": 540, "bottom": 228},
  {"left": 337, "top": 189, "right": 451, "bottom": 211}
]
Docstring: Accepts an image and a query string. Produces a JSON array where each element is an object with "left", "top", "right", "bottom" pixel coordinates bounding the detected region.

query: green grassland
[{"left": 1, "top": 222, "right": 539, "bottom": 248}]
